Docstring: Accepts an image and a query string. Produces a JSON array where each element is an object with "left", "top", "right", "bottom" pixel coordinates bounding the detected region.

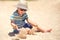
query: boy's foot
[
  {"left": 8, "top": 29, "right": 19, "bottom": 37},
  {"left": 47, "top": 29, "right": 52, "bottom": 32},
  {"left": 8, "top": 32, "right": 15, "bottom": 37}
]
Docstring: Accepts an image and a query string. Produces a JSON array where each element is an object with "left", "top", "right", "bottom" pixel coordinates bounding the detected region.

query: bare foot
[{"left": 46, "top": 29, "right": 52, "bottom": 32}]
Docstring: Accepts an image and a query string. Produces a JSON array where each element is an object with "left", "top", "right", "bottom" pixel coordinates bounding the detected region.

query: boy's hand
[{"left": 11, "top": 23, "right": 18, "bottom": 29}]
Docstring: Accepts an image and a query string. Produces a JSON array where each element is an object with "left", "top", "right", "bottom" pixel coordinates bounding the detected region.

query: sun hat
[{"left": 16, "top": 3, "right": 28, "bottom": 10}]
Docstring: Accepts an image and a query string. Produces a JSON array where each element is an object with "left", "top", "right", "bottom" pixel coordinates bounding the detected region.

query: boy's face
[{"left": 17, "top": 8, "right": 27, "bottom": 15}]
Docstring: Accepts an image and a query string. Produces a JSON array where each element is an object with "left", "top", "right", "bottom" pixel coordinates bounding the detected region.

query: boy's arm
[
  {"left": 11, "top": 20, "right": 18, "bottom": 29},
  {"left": 26, "top": 19, "right": 38, "bottom": 27}
]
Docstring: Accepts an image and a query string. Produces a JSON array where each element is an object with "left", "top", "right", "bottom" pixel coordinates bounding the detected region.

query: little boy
[{"left": 9, "top": 3, "right": 52, "bottom": 37}]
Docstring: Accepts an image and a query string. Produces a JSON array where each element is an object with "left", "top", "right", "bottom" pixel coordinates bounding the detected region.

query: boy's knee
[{"left": 32, "top": 27, "right": 37, "bottom": 32}]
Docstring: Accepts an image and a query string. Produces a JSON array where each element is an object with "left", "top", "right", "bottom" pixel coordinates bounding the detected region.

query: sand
[{"left": 0, "top": 0, "right": 60, "bottom": 40}]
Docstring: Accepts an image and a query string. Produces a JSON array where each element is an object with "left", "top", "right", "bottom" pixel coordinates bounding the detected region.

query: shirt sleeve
[
  {"left": 10, "top": 13, "right": 15, "bottom": 21},
  {"left": 25, "top": 13, "right": 28, "bottom": 19},
  {"left": 10, "top": 15, "right": 14, "bottom": 20}
]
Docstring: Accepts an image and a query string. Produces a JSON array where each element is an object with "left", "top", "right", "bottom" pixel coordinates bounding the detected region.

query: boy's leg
[
  {"left": 23, "top": 23, "right": 45, "bottom": 33},
  {"left": 8, "top": 29, "right": 19, "bottom": 36},
  {"left": 28, "top": 27, "right": 37, "bottom": 35},
  {"left": 36, "top": 26, "right": 52, "bottom": 33},
  {"left": 23, "top": 23, "right": 32, "bottom": 29},
  {"left": 23, "top": 23, "right": 36, "bottom": 35},
  {"left": 23, "top": 23, "right": 33, "bottom": 34}
]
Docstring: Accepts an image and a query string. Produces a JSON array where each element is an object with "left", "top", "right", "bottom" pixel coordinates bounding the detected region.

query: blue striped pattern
[{"left": 10, "top": 10, "right": 28, "bottom": 28}]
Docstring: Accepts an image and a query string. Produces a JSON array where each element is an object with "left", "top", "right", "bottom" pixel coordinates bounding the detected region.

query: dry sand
[{"left": 0, "top": 0, "right": 60, "bottom": 40}]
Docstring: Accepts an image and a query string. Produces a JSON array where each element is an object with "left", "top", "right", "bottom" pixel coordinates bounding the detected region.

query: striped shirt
[{"left": 10, "top": 10, "right": 28, "bottom": 28}]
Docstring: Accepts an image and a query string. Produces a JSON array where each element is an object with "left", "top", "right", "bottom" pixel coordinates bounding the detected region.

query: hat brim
[{"left": 16, "top": 3, "right": 28, "bottom": 10}]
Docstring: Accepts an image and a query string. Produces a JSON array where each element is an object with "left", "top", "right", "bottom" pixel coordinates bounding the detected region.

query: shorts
[{"left": 13, "top": 23, "right": 32, "bottom": 34}]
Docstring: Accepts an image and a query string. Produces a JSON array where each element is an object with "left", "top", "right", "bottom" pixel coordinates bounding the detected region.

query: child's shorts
[{"left": 13, "top": 23, "right": 32, "bottom": 34}]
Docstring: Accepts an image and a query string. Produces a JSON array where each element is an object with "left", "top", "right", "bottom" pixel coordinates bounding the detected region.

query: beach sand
[{"left": 0, "top": 0, "right": 60, "bottom": 40}]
